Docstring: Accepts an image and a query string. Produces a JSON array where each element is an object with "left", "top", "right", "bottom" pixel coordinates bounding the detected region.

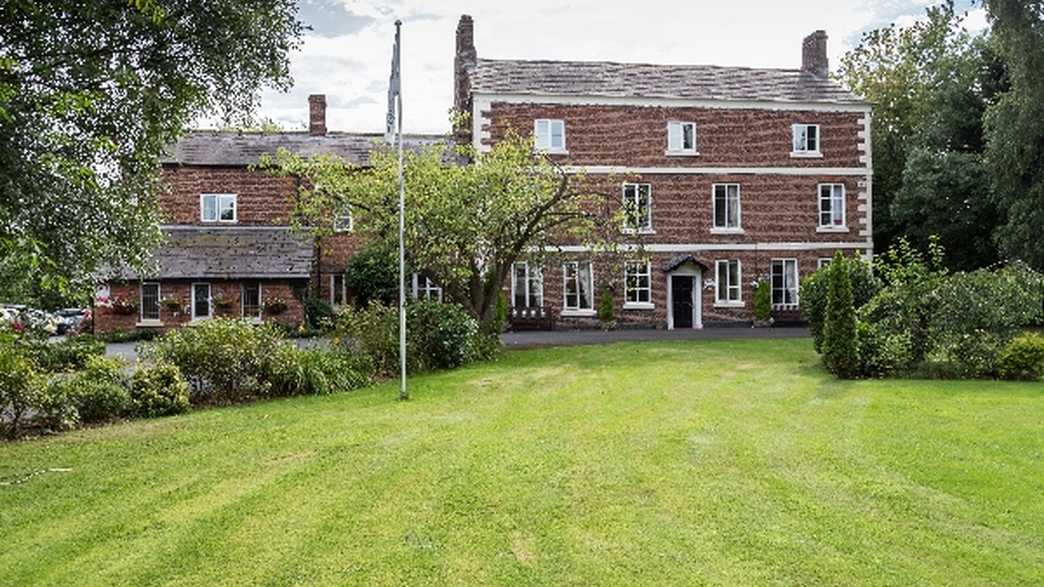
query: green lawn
[{"left": 2, "top": 339, "right": 1042, "bottom": 586}]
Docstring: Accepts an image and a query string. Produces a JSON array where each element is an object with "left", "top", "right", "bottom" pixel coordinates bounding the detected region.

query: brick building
[
  {"left": 94, "top": 96, "right": 441, "bottom": 334},
  {"left": 454, "top": 15, "right": 872, "bottom": 328}
]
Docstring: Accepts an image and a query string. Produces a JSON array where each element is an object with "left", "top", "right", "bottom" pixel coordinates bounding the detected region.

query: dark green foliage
[
  {"left": 823, "top": 253, "right": 859, "bottom": 378},
  {"left": 0, "top": 1, "right": 304, "bottom": 304},
  {"left": 0, "top": 338, "right": 45, "bottom": 438},
  {"left": 266, "top": 346, "right": 372, "bottom": 397},
  {"left": 494, "top": 291, "right": 509, "bottom": 334},
  {"left": 131, "top": 362, "right": 190, "bottom": 417},
  {"left": 802, "top": 256, "right": 880, "bottom": 352},
  {"left": 343, "top": 241, "right": 400, "bottom": 307},
  {"left": 303, "top": 297, "right": 335, "bottom": 330},
  {"left": 855, "top": 320, "right": 914, "bottom": 378},
  {"left": 998, "top": 332, "right": 1044, "bottom": 381},
  {"left": 98, "top": 329, "right": 160, "bottom": 344},
  {"left": 20, "top": 335, "right": 105, "bottom": 372},
  {"left": 58, "top": 356, "right": 132, "bottom": 423},
  {"left": 334, "top": 301, "right": 400, "bottom": 375},
  {"left": 597, "top": 286, "right": 615, "bottom": 327},
  {"left": 753, "top": 280, "right": 772, "bottom": 322}
]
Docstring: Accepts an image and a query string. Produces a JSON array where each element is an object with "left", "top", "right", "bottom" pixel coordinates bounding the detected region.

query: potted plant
[
  {"left": 752, "top": 278, "right": 773, "bottom": 328},
  {"left": 597, "top": 286, "right": 617, "bottom": 331},
  {"left": 263, "top": 296, "right": 289, "bottom": 315},
  {"left": 161, "top": 297, "right": 185, "bottom": 316}
]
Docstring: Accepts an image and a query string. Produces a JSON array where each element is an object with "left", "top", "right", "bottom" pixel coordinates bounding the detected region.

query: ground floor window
[
  {"left": 192, "top": 282, "right": 212, "bottom": 319},
  {"left": 512, "top": 262, "right": 544, "bottom": 308},
  {"left": 140, "top": 282, "right": 160, "bottom": 321},
  {"left": 241, "top": 282, "right": 262, "bottom": 318},
  {"left": 625, "top": 261, "right": 651, "bottom": 304},
  {"left": 412, "top": 273, "right": 443, "bottom": 301},
  {"left": 771, "top": 259, "right": 799, "bottom": 307},
  {"left": 563, "top": 261, "right": 594, "bottom": 311},
  {"left": 715, "top": 260, "right": 742, "bottom": 304},
  {"left": 330, "top": 274, "right": 345, "bottom": 306}
]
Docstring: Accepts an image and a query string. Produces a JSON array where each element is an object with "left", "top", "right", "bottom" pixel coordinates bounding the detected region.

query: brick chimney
[
  {"left": 801, "top": 30, "right": 829, "bottom": 78},
  {"left": 308, "top": 94, "right": 327, "bottom": 136},
  {"left": 454, "top": 15, "right": 477, "bottom": 143}
]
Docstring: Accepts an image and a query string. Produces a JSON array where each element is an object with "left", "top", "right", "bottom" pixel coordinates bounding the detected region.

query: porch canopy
[{"left": 661, "top": 254, "right": 709, "bottom": 273}]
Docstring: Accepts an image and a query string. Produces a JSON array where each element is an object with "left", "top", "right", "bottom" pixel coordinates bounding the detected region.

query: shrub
[
  {"left": 335, "top": 300, "right": 399, "bottom": 375},
  {"left": 145, "top": 319, "right": 289, "bottom": 402},
  {"left": 344, "top": 241, "right": 400, "bottom": 307},
  {"left": 267, "top": 346, "right": 373, "bottom": 397},
  {"left": 997, "top": 332, "right": 1044, "bottom": 381},
  {"left": 596, "top": 286, "right": 615, "bottom": 329},
  {"left": 802, "top": 256, "right": 879, "bottom": 352},
  {"left": 753, "top": 280, "right": 772, "bottom": 322},
  {"left": 856, "top": 320, "right": 913, "bottom": 378},
  {"left": 98, "top": 329, "right": 160, "bottom": 344},
  {"left": 927, "top": 329, "right": 1004, "bottom": 379},
  {"left": 36, "top": 379, "right": 80, "bottom": 433},
  {"left": 60, "top": 356, "right": 132, "bottom": 423},
  {"left": 0, "top": 339, "right": 46, "bottom": 439},
  {"left": 303, "top": 296, "right": 335, "bottom": 330},
  {"left": 131, "top": 362, "right": 190, "bottom": 417},
  {"left": 21, "top": 335, "right": 105, "bottom": 372},
  {"left": 823, "top": 252, "right": 859, "bottom": 378}
]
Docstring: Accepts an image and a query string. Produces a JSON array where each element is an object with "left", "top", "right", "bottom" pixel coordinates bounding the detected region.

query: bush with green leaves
[
  {"left": 59, "top": 356, "right": 132, "bottom": 423},
  {"left": 21, "top": 335, "right": 105, "bottom": 372},
  {"left": 303, "top": 296, "right": 336, "bottom": 331},
  {"left": 823, "top": 253, "right": 859, "bottom": 378},
  {"left": 802, "top": 255, "right": 879, "bottom": 352},
  {"left": 267, "top": 346, "right": 373, "bottom": 397},
  {"left": 131, "top": 362, "right": 190, "bottom": 417},
  {"left": 343, "top": 241, "right": 401, "bottom": 307},
  {"left": 144, "top": 319, "right": 289, "bottom": 402},
  {"left": 855, "top": 320, "right": 914, "bottom": 378},
  {"left": 597, "top": 286, "right": 615, "bottom": 329},
  {"left": 98, "top": 329, "right": 160, "bottom": 344},
  {"left": 0, "top": 337, "right": 46, "bottom": 439},
  {"left": 753, "top": 280, "right": 772, "bottom": 323},
  {"left": 997, "top": 332, "right": 1044, "bottom": 381}
]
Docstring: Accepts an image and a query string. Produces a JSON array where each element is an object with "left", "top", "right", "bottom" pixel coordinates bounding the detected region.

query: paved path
[{"left": 501, "top": 327, "right": 810, "bottom": 349}]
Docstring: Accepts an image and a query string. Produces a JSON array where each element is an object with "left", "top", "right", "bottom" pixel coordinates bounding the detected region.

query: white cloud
[{"left": 251, "top": 0, "right": 958, "bottom": 134}]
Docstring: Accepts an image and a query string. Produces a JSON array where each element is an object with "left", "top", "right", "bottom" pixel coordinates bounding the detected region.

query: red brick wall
[
  {"left": 158, "top": 165, "right": 297, "bottom": 226},
  {"left": 484, "top": 103, "right": 863, "bottom": 168},
  {"left": 94, "top": 279, "right": 306, "bottom": 335}
]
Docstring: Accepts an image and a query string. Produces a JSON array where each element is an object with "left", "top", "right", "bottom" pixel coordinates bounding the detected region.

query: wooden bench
[{"left": 509, "top": 305, "right": 556, "bottom": 331}]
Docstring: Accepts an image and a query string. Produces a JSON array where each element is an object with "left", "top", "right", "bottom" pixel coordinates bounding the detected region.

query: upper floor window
[
  {"left": 563, "top": 261, "right": 593, "bottom": 312},
  {"left": 534, "top": 119, "right": 566, "bottom": 152},
  {"left": 712, "top": 184, "right": 741, "bottom": 231},
  {"left": 412, "top": 273, "right": 442, "bottom": 302},
  {"left": 818, "top": 184, "right": 846, "bottom": 229},
  {"left": 624, "top": 261, "right": 652, "bottom": 307},
  {"left": 140, "top": 282, "right": 160, "bottom": 322},
  {"left": 715, "top": 260, "right": 742, "bottom": 305},
  {"left": 771, "top": 259, "right": 799, "bottom": 308},
  {"left": 622, "top": 183, "right": 653, "bottom": 233},
  {"left": 512, "top": 262, "right": 544, "bottom": 309},
  {"left": 334, "top": 208, "right": 353, "bottom": 233},
  {"left": 201, "top": 193, "right": 237, "bottom": 223},
  {"left": 666, "top": 121, "right": 697, "bottom": 155},
  {"left": 792, "top": 124, "right": 820, "bottom": 156}
]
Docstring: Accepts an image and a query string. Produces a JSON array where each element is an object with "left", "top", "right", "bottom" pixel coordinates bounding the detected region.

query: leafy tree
[
  {"left": 0, "top": 1, "right": 304, "bottom": 304},
  {"left": 343, "top": 240, "right": 401, "bottom": 308},
  {"left": 839, "top": 2, "right": 1006, "bottom": 268},
  {"left": 823, "top": 252, "right": 859, "bottom": 378},
  {"left": 983, "top": 0, "right": 1044, "bottom": 269},
  {"left": 265, "top": 133, "right": 628, "bottom": 329}
]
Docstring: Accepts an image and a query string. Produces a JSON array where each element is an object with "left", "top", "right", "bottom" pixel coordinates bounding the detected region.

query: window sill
[
  {"left": 710, "top": 228, "right": 745, "bottom": 235},
  {"left": 816, "top": 226, "right": 849, "bottom": 233},
  {"left": 561, "top": 309, "right": 596, "bottom": 318},
  {"left": 665, "top": 150, "right": 699, "bottom": 157},
  {"left": 713, "top": 302, "right": 745, "bottom": 309},
  {"left": 535, "top": 148, "right": 569, "bottom": 156},
  {"left": 200, "top": 220, "right": 238, "bottom": 224},
  {"left": 622, "top": 228, "right": 656, "bottom": 235},
  {"left": 790, "top": 151, "right": 823, "bottom": 158},
  {"left": 623, "top": 302, "right": 655, "bottom": 311},
  {"left": 188, "top": 318, "right": 213, "bottom": 325},
  {"left": 136, "top": 320, "right": 164, "bottom": 328}
]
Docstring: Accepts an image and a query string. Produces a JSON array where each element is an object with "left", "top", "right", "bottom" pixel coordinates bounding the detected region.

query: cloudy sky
[{"left": 249, "top": 0, "right": 986, "bottom": 134}]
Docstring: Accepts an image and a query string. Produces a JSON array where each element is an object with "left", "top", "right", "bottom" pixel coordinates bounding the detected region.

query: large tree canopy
[
  {"left": 266, "top": 135, "right": 634, "bottom": 327},
  {"left": 983, "top": 0, "right": 1044, "bottom": 269},
  {"left": 838, "top": 2, "right": 1007, "bottom": 270},
  {"left": 0, "top": 0, "right": 304, "bottom": 305}
]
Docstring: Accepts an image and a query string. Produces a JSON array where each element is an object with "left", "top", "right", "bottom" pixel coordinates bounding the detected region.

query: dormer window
[
  {"left": 667, "top": 121, "right": 697, "bottom": 155},
  {"left": 200, "top": 193, "right": 237, "bottom": 223},
  {"left": 791, "top": 124, "right": 821, "bottom": 157},
  {"left": 534, "top": 119, "right": 566, "bottom": 152}
]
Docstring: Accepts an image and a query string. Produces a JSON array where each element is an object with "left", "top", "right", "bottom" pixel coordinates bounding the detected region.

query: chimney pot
[
  {"left": 308, "top": 94, "right": 327, "bottom": 136},
  {"left": 454, "top": 15, "right": 477, "bottom": 144},
  {"left": 801, "top": 30, "right": 829, "bottom": 78}
]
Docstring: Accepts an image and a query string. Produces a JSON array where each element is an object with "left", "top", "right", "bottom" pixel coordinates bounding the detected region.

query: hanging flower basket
[
  {"left": 99, "top": 295, "right": 138, "bottom": 316},
  {"left": 213, "top": 294, "right": 235, "bottom": 311},
  {"left": 263, "top": 297, "right": 289, "bottom": 315},
  {"left": 161, "top": 298, "right": 185, "bottom": 314}
]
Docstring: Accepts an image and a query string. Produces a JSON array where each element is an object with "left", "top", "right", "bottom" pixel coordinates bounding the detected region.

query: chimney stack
[
  {"left": 454, "top": 15, "right": 477, "bottom": 142},
  {"left": 308, "top": 94, "right": 327, "bottom": 136},
  {"left": 801, "top": 30, "right": 829, "bottom": 78}
]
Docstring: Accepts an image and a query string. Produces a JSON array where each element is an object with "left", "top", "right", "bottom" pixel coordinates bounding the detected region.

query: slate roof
[
  {"left": 122, "top": 227, "right": 314, "bottom": 279},
  {"left": 161, "top": 131, "right": 447, "bottom": 167},
  {"left": 469, "top": 58, "right": 865, "bottom": 104}
]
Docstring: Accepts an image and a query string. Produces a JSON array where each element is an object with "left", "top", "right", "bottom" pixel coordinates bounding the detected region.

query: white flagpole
[{"left": 395, "top": 19, "right": 407, "bottom": 401}]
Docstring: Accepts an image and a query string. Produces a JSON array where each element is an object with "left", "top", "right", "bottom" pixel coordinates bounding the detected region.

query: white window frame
[
  {"left": 562, "top": 261, "right": 595, "bottom": 315},
  {"left": 511, "top": 262, "right": 544, "bottom": 308},
  {"left": 817, "top": 258, "right": 833, "bottom": 269},
  {"left": 622, "top": 183, "right": 653, "bottom": 234},
  {"left": 333, "top": 208, "right": 353, "bottom": 233},
  {"left": 412, "top": 273, "right": 443, "bottom": 302},
  {"left": 191, "top": 282, "right": 212, "bottom": 321},
  {"left": 712, "top": 184, "right": 742, "bottom": 233},
  {"left": 817, "top": 183, "right": 847, "bottom": 231},
  {"left": 771, "top": 259, "right": 800, "bottom": 309},
  {"left": 330, "top": 274, "right": 345, "bottom": 307},
  {"left": 666, "top": 121, "right": 697, "bottom": 155},
  {"left": 241, "top": 281, "right": 262, "bottom": 320},
  {"left": 624, "top": 260, "right": 653, "bottom": 310},
  {"left": 200, "top": 193, "right": 237, "bottom": 223},
  {"left": 714, "top": 260, "right": 743, "bottom": 307},
  {"left": 139, "top": 282, "right": 161, "bottom": 323},
  {"left": 534, "top": 119, "right": 566, "bottom": 153},
  {"left": 791, "top": 123, "right": 821, "bottom": 157}
]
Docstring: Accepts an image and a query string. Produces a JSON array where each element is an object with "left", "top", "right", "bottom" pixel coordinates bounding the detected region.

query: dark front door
[{"left": 672, "top": 275, "right": 693, "bottom": 328}]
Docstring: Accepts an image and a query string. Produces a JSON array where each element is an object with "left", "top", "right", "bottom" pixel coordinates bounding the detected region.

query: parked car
[
  {"left": 1, "top": 304, "right": 60, "bottom": 336},
  {"left": 55, "top": 308, "right": 89, "bottom": 335}
]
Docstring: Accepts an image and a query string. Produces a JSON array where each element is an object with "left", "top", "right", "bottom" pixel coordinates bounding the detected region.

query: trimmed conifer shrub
[{"left": 823, "top": 252, "right": 859, "bottom": 378}]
